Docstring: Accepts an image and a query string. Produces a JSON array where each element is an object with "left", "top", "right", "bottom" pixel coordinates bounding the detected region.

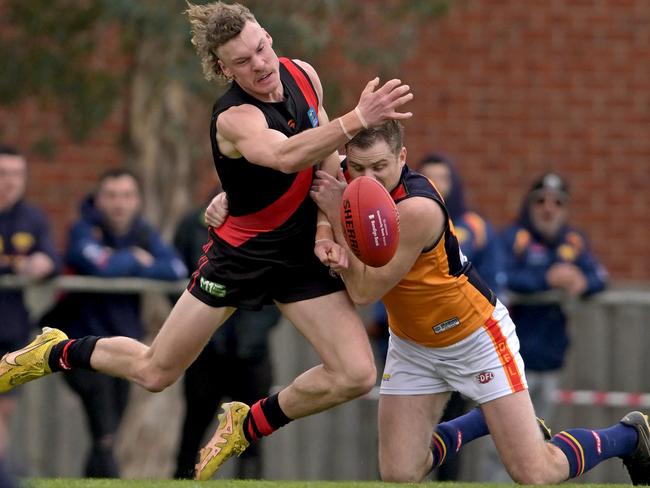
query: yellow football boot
[
  {"left": 0, "top": 327, "right": 68, "bottom": 393},
  {"left": 537, "top": 416, "right": 552, "bottom": 441},
  {"left": 195, "top": 401, "right": 250, "bottom": 480}
]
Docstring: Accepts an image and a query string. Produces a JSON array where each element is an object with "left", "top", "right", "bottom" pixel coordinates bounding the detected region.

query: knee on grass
[
  {"left": 507, "top": 463, "right": 551, "bottom": 485},
  {"left": 380, "top": 461, "right": 428, "bottom": 483}
]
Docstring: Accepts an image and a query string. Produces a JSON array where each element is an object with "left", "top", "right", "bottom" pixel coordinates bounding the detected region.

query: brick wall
[
  {"left": 319, "top": 0, "right": 650, "bottom": 281},
  {"left": 1, "top": 0, "right": 648, "bottom": 281},
  {"left": 0, "top": 98, "right": 128, "bottom": 246}
]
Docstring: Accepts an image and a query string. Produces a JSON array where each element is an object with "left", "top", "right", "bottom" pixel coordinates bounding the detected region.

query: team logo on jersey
[
  {"left": 476, "top": 371, "right": 495, "bottom": 384},
  {"left": 433, "top": 317, "right": 460, "bottom": 334},
  {"left": 307, "top": 107, "right": 318, "bottom": 127},
  {"left": 200, "top": 277, "right": 226, "bottom": 297},
  {"left": 11, "top": 232, "right": 35, "bottom": 253},
  {"left": 382, "top": 373, "right": 391, "bottom": 382},
  {"left": 558, "top": 243, "right": 577, "bottom": 261},
  {"left": 287, "top": 119, "right": 296, "bottom": 129}
]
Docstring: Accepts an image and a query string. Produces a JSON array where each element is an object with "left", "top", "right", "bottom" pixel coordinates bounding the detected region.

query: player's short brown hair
[{"left": 346, "top": 120, "right": 404, "bottom": 156}]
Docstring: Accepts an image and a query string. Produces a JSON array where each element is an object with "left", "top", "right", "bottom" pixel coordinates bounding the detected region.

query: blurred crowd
[{"left": 0, "top": 143, "right": 607, "bottom": 483}]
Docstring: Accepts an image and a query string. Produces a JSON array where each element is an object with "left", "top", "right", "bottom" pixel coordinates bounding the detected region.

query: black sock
[
  {"left": 48, "top": 336, "right": 100, "bottom": 372},
  {"left": 243, "top": 393, "right": 292, "bottom": 443}
]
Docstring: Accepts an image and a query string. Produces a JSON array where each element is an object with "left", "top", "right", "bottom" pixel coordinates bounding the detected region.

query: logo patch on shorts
[
  {"left": 382, "top": 373, "right": 391, "bottom": 382},
  {"left": 200, "top": 277, "right": 226, "bottom": 297},
  {"left": 433, "top": 317, "right": 460, "bottom": 334},
  {"left": 476, "top": 371, "right": 495, "bottom": 384}
]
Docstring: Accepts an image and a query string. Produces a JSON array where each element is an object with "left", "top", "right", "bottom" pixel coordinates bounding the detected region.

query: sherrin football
[{"left": 340, "top": 176, "right": 400, "bottom": 267}]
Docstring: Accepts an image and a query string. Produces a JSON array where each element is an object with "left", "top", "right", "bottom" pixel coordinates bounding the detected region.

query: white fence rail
[{"left": 2, "top": 276, "right": 650, "bottom": 482}]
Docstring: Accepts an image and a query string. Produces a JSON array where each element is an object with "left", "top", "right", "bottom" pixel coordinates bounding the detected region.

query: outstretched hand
[{"left": 355, "top": 77, "right": 413, "bottom": 127}]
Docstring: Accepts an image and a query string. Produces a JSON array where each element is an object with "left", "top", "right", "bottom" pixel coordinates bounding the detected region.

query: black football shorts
[{"left": 187, "top": 230, "right": 345, "bottom": 310}]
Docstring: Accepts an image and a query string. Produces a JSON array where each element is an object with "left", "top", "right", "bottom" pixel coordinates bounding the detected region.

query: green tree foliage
[
  {"left": 0, "top": 0, "right": 449, "bottom": 231},
  {"left": 1, "top": 0, "right": 449, "bottom": 140},
  {"left": 0, "top": 0, "right": 119, "bottom": 140}
]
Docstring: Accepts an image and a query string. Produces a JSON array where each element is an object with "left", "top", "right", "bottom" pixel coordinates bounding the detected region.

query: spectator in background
[
  {"left": 41, "top": 168, "right": 187, "bottom": 478},
  {"left": 481, "top": 172, "right": 608, "bottom": 482},
  {"left": 0, "top": 145, "right": 60, "bottom": 482},
  {"left": 418, "top": 153, "right": 505, "bottom": 295},
  {"left": 172, "top": 201, "right": 280, "bottom": 479},
  {"left": 0, "top": 456, "right": 17, "bottom": 488},
  {"left": 501, "top": 172, "right": 607, "bottom": 421}
]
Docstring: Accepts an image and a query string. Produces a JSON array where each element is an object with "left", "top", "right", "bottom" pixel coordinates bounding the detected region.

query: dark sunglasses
[{"left": 533, "top": 196, "right": 566, "bottom": 207}]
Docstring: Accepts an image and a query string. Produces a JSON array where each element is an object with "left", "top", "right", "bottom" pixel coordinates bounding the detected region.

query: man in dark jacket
[
  {"left": 49, "top": 168, "right": 187, "bottom": 478},
  {"left": 0, "top": 145, "right": 60, "bottom": 484},
  {"left": 172, "top": 204, "right": 279, "bottom": 479},
  {"left": 481, "top": 172, "right": 608, "bottom": 482},
  {"left": 501, "top": 172, "right": 607, "bottom": 421}
]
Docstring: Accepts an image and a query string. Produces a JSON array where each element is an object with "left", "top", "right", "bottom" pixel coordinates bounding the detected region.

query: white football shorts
[{"left": 380, "top": 300, "right": 528, "bottom": 404}]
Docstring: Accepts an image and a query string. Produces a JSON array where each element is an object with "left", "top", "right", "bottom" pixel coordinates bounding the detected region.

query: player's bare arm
[
  {"left": 337, "top": 197, "right": 445, "bottom": 304},
  {"left": 217, "top": 72, "right": 413, "bottom": 174},
  {"left": 311, "top": 172, "right": 446, "bottom": 303},
  {"left": 301, "top": 59, "right": 345, "bottom": 256}
]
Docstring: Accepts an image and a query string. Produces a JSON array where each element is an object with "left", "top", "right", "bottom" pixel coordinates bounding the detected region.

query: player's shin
[
  {"left": 244, "top": 392, "right": 292, "bottom": 443},
  {"left": 431, "top": 407, "right": 489, "bottom": 470},
  {"left": 48, "top": 336, "right": 100, "bottom": 372},
  {"left": 549, "top": 424, "right": 637, "bottom": 479}
]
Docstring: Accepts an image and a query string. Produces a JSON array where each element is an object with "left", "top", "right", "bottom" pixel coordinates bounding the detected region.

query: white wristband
[
  {"left": 338, "top": 117, "right": 353, "bottom": 141},
  {"left": 317, "top": 220, "right": 332, "bottom": 228},
  {"left": 354, "top": 106, "right": 369, "bottom": 129}
]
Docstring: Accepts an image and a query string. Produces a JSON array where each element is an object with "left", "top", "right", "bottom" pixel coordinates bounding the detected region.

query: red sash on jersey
[
  {"left": 279, "top": 57, "right": 319, "bottom": 108},
  {"left": 215, "top": 58, "right": 319, "bottom": 247}
]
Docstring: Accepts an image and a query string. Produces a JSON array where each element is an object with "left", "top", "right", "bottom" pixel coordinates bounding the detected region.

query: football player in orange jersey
[
  {"left": 306, "top": 120, "right": 649, "bottom": 484},
  {"left": 207, "top": 120, "right": 650, "bottom": 484}
]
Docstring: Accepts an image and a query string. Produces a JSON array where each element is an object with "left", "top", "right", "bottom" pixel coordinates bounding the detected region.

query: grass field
[{"left": 29, "top": 481, "right": 631, "bottom": 488}]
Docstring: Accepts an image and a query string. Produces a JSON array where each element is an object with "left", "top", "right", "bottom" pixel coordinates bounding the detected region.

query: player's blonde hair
[{"left": 185, "top": 1, "right": 257, "bottom": 83}]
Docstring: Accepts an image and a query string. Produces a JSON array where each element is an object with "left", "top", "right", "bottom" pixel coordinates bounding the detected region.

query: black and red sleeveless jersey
[{"left": 209, "top": 58, "right": 320, "bottom": 248}]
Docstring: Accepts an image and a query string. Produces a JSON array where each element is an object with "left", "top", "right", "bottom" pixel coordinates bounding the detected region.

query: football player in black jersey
[{"left": 0, "top": 1, "right": 413, "bottom": 481}]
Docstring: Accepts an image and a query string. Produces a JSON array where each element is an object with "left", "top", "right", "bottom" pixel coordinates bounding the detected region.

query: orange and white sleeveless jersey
[{"left": 382, "top": 166, "right": 497, "bottom": 348}]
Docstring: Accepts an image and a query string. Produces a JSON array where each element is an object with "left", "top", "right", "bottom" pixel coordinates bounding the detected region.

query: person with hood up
[
  {"left": 43, "top": 168, "right": 187, "bottom": 478},
  {"left": 501, "top": 172, "right": 607, "bottom": 420},
  {"left": 482, "top": 172, "right": 608, "bottom": 482},
  {"left": 418, "top": 153, "right": 505, "bottom": 296}
]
